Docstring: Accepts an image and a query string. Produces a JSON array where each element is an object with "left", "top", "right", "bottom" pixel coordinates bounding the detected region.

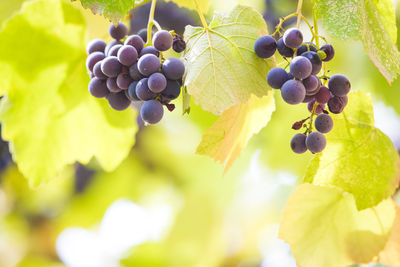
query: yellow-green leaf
[
  {"left": 196, "top": 93, "right": 275, "bottom": 172},
  {"left": 279, "top": 183, "right": 396, "bottom": 267},
  {"left": 183, "top": 5, "right": 274, "bottom": 115},
  {"left": 378, "top": 204, "right": 400, "bottom": 266},
  {"left": 303, "top": 92, "right": 400, "bottom": 210},
  {"left": 77, "top": 0, "right": 135, "bottom": 22},
  {"left": 0, "top": 0, "right": 137, "bottom": 186}
]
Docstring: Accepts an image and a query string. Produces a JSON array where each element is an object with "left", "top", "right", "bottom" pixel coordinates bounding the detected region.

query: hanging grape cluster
[
  {"left": 86, "top": 22, "right": 186, "bottom": 124},
  {"left": 254, "top": 27, "right": 351, "bottom": 154}
]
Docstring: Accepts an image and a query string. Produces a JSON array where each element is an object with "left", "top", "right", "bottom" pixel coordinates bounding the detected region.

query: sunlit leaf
[
  {"left": 378, "top": 204, "right": 400, "bottom": 266},
  {"left": 76, "top": 0, "right": 135, "bottom": 22}
]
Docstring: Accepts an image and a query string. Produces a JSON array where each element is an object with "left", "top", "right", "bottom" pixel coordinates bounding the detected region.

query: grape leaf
[
  {"left": 303, "top": 92, "right": 400, "bottom": 210},
  {"left": 183, "top": 5, "right": 274, "bottom": 115},
  {"left": 196, "top": 93, "right": 275, "bottom": 172},
  {"left": 0, "top": 0, "right": 137, "bottom": 186},
  {"left": 165, "top": 0, "right": 211, "bottom": 12},
  {"left": 279, "top": 183, "right": 396, "bottom": 267},
  {"left": 75, "top": 0, "right": 135, "bottom": 22},
  {"left": 0, "top": 0, "right": 28, "bottom": 26},
  {"left": 313, "top": 0, "right": 400, "bottom": 83},
  {"left": 378, "top": 204, "right": 400, "bottom": 266}
]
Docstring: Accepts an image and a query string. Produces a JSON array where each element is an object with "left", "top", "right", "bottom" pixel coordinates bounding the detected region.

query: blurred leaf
[
  {"left": 16, "top": 255, "right": 65, "bottom": 267},
  {"left": 197, "top": 94, "right": 275, "bottom": 172},
  {"left": 303, "top": 92, "right": 400, "bottom": 210},
  {"left": 0, "top": 0, "right": 137, "bottom": 186},
  {"left": 183, "top": 5, "right": 273, "bottom": 115},
  {"left": 0, "top": 0, "right": 28, "bottom": 26},
  {"left": 313, "top": 0, "right": 400, "bottom": 83},
  {"left": 279, "top": 183, "right": 396, "bottom": 267},
  {"left": 378, "top": 204, "right": 400, "bottom": 266},
  {"left": 166, "top": 0, "right": 211, "bottom": 12}
]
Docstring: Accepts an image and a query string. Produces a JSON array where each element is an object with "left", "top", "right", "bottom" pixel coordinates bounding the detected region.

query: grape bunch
[
  {"left": 86, "top": 22, "right": 186, "bottom": 124},
  {"left": 254, "top": 28, "right": 351, "bottom": 154}
]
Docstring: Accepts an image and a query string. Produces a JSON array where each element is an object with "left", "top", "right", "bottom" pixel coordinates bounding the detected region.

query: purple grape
[
  {"left": 108, "top": 91, "right": 131, "bottom": 110},
  {"left": 319, "top": 44, "right": 335, "bottom": 61},
  {"left": 116, "top": 73, "right": 132, "bottom": 90},
  {"left": 109, "top": 22, "right": 128, "bottom": 40},
  {"left": 138, "top": 28, "right": 150, "bottom": 42},
  {"left": 161, "top": 79, "right": 181, "bottom": 100},
  {"left": 148, "top": 73, "right": 167, "bottom": 93},
  {"left": 89, "top": 72, "right": 95, "bottom": 79},
  {"left": 129, "top": 63, "right": 144, "bottom": 81},
  {"left": 303, "top": 75, "right": 320, "bottom": 95},
  {"left": 283, "top": 28, "right": 303, "bottom": 49},
  {"left": 106, "top": 78, "right": 122, "bottom": 93},
  {"left": 328, "top": 74, "right": 351, "bottom": 96},
  {"left": 302, "top": 51, "right": 322, "bottom": 75},
  {"left": 302, "top": 95, "right": 315, "bottom": 103},
  {"left": 127, "top": 81, "right": 139, "bottom": 101},
  {"left": 136, "top": 78, "right": 157, "bottom": 100},
  {"left": 308, "top": 100, "right": 325, "bottom": 114},
  {"left": 140, "top": 100, "right": 164, "bottom": 124},
  {"left": 291, "top": 133, "right": 307, "bottom": 154},
  {"left": 315, "top": 86, "right": 330, "bottom": 104},
  {"left": 290, "top": 56, "right": 312, "bottom": 80},
  {"left": 328, "top": 95, "right": 348, "bottom": 114},
  {"left": 105, "top": 40, "right": 122, "bottom": 55},
  {"left": 296, "top": 42, "right": 317, "bottom": 56},
  {"left": 89, "top": 77, "right": 109, "bottom": 98},
  {"left": 86, "top": 39, "right": 106, "bottom": 55},
  {"left": 117, "top": 45, "right": 138, "bottom": 66},
  {"left": 277, "top": 38, "right": 294, "bottom": 57},
  {"left": 107, "top": 44, "right": 123, "bottom": 57},
  {"left": 281, "top": 80, "right": 306, "bottom": 105},
  {"left": 86, "top": 52, "right": 105, "bottom": 72},
  {"left": 124, "top": 35, "right": 144, "bottom": 53},
  {"left": 138, "top": 54, "right": 161, "bottom": 76},
  {"left": 173, "top": 35, "right": 186, "bottom": 53},
  {"left": 306, "top": 132, "right": 326, "bottom": 153},
  {"left": 139, "top": 46, "right": 160, "bottom": 57},
  {"left": 267, "top": 67, "right": 289, "bottom": 89},
  {"left": 315, "top": 114, "right": 333, "bottom": 133},
  {"left": 162, "top": 57, "right": 185, "bottom": 80},
  {"left": 93, "top": 61, "right": 107, "bottom": 80},
  {"left": 254, "top": 35, "right": 276, "bottom": 58},
  {"left": 153, "top": 30, "right": 173, "bottom": 51},
  {"left": 101, "top": 56, "right": 122, "bottom": 78}
]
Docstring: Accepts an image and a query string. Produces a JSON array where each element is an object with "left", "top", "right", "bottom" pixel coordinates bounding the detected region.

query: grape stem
[
  {"left": 194, "top": 0, "right": 208, "bottom": 29},
  {"left": 145, "top": 0, "right": 157, "bottom": 46},
  {"left": 296, "top": 0, "right": 303, "bottom": 29},
  {"left": 272, "top": 14, "right": 314, "bottom": 38},
  {"left": 306, "top": 102, "right": 318, "bottom": 134},
  {"left": 312, "top": 1, "right": 319, "bottom": 47}
]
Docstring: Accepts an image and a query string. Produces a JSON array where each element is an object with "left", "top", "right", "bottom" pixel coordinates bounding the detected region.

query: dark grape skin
[
  {"left": 308, "top": 100, "right": 325, "bottom": 114},
  {"left": 124, "top": 35, "right": 144, "bottom": 54},
  {"left": 290, "top": 133, "right": 307, "bottom": 154},
  {"left": 107, "top": 44, "right": 123, "bottom": 57},
  {"left": 140, "top": 100, "right": 164, "bottom": 124},
  {"left": 116, "top": 73, "right": 132, "bottom": 90},
  {"left": 109, "top": 22, "right": 128, "bottom": 40},
  {"left": 296, "top": 42, "right": 317, "bottom": 56},
  {"left": 127, "top": 81, "right": 140, "bottom": 101},
  {"left": 101, "top": 56, "right": 122, "bottom": 78},
  {"left": 117, "top": 45, "right": 138, "bottom": 66},
  {"left": 283, "top": 28, "right": 303, "bottom": 49},
  {"left": 302, "top": 51, "right": 322, "bottom": 75},
  {"left": 93, "top": 61, "right": 107, "bottom": 80},
  {"left": 162, "top": 57, "right": 185, "bottom": 80},
  {"left": 88, "top": 78, "right": 109, "bottom": 98},
  {"left": 148, "top": 73, "right": 167, "bottom": 93},
  {"left": 289, "top": 56, "right": 312, "bottom": 80},
  {"left": 303, "top": 75, "right": 320, "bottom": 95},
  {"left": 153, "top": 30, "right": 173, "bottom": 51},
  {"left": 86, "top": 52, "right": 105, "bottom": 72},
  {"left": 138, "top": 54, "right": 161, "bottom": 76},
  {"left": 107, "top": 91, "right": 131, "bottom": 111},
  {"left": 319, "top": 44, "right": 335, "bottom": 62},
  {"left": 86, "top": 39, "right": 107, "bottom": 55},
  {"left": 302, "top": 95, "right": 315, "bottom": 103},
  {"left": 314, "top": 114, "right": 333, "bottom": 133},
  {"left": 281, "top": 80, "right": 306, "bottom": 105},
  {"left": 105, "top": 40, "right": 122, "bottom": 55},
  {"left": 328, "top": 95, "right": 348, "bottom": 114},
  {"left": 139, "top": 46, "right": 160, "bottom": 57},
  {"left": 276, "top": 38, "right": 294, "bottom": 57},
  {"left": 315, "top": 86, "right": 331, "bottom": 104},
  {"left": 306, "top": 131, "right": 327, "bottom": 153},
  {"left": 136, "top": 78, "right": 157, "bottom": 100},
  {"left": 328, "top": 74, "right": 351, "bottom": 96},
  {"left": 106, "top": 78, "right": 122, "bottom": 93},
  {"left": 129, "top": 63, "right": 144, "bottom": 81},
  {"left": 267, "top": 67, "right": 289, "bottom": 89},
  {"left": 254, "top": 35, "right": 277, "bottom": 58},
  {"left": 173, "top": 35, "right": 186, "bottom": 53},
  {"left": 161, "top": 79, "right": 181, "bottom": 100}
]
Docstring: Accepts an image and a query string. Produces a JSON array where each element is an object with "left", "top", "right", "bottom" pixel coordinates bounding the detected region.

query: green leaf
[
  {"left": 76, "top": 0, "right": 135, "bottom": 22},
  {"left": 313, "top": 0, "right": 400, "bottom": 83},
  {"left": 279, "top": 183, "right": 396, "bottom": 267},
  {"left": 0, "top": 0, "right": 137, "bottom": 186},
  {"left": 0, "top": 0, "right": 28, "bottom": 26},
  {"left": 183, "top": 5, "right": 274, "bottom": 115},
  {"left": 165, "top": 0, "right": 211, "bottom": 12},
  {"left": 303, "top": 92, "right": 400, "bottom": 210}
]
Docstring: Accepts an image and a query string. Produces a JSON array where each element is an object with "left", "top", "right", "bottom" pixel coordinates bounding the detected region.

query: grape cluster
[
  {"left": 86, "top": 22, "right": 186, "bottom": 124},
  {"left": 254, "top": 28, "right": 351, "bottom": 154}
]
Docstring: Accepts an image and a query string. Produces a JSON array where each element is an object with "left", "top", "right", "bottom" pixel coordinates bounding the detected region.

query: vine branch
[
  {"left": 296, "top": 0, "right": 303, "bottom": 29},
  {"left": 145, "top": 0, "right": 157, "bottom": 46},
  {"left": 194, "top": 0, "right": 208, "bottom": 29}
]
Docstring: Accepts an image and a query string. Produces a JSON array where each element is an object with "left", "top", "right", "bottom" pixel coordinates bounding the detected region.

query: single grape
[
  {"left": 138, "top": 28, "right": 149, "bottom": 42},
  {"left": 88, "top": 77, "right": 109, "bottom": 98},
  {"left": 315, "top": 86, "right": 330, "bottom": 104},
  {"left": 127, "top": 81, "right": 140, "bottom": 101},
  {"left": 124, "top": 35, "right": 144, "bottom": 53},
  {"left": 108, "top": 91, "right": 131, "bottom": 111},
  {"left": 283, "top": 28, "right": 303, "bottom": 49},
  {"left": 140, "top": 100, "right": 164, "bottom": 124},
  {"left": 138, "top": 54, "right": 161, "bottom": 76},
  {"left": 129, "top": 63, "right": 144, "bottom": 81},
  {"left": 86, "top": 52, "right": 105, "bottom": 72},
  {"left": 328, "top": 95, "right": 348, "bottom": 114},
  {"left": 306, "top": 132, "right": 326, "bottom": 153},
  {"left": 107, "top": 44, "right": 123, "bottom": 57},
  {"left": 302, "top": 95, "right": 315, "bottom": 103},
  {"left": 101, "top": 56, "right": 122, "bottom": 78},
  {"left": 308, "top": 99, "right": 325, "bottom": 114},
  {"left": 109, "top": 22, "right": 128, "bottom": 40},
  {"left": 276, "top": 38, "right": 294, "bottom": 57},
  {"left": 153, "top": 30, "right": 173, "bottom": 51},
  {"left": 254, "top": 35, "right": 276, "bottom": 58},
  {"left": 86, "top": 39, "right": 106, "bottom": 55},
  {"left": 319, "top": 44, "right": 335, "bottom": 61},
  {"left": 303, "top": 75, "right": 320, "bottom": 95},
  {"left": 116, "top": 73, "right": 132, "bottom": 90},
  {"left": 281, "top": 80, "right": 306, "bottom": 105},
  {"left": 136, "top": 78, "right": 157, "bottom": 100},
  {"left": 105, "top": 40, "right": 122, "bottom": 55},
  {"left": 161, "top": 79, "right": 181, "bottom": 100},
  {"left": 162, "top": 57, "right": 185, "bottom": 80},
  {"left": 328, "top": 74, "right": 351, "bottom": 96},
  {"left": 117, "top": 45, "right": 138, "bottom": 66},
  {"left": 139, "top": 46, "right": 160, "bottom": 57},
  {"left": 314, "top": 114, "right": 333, "bottom": 133},
  {"left": 302, "top": 51, "right": 322, "bottom": 75},
  {"left": 148, "top": 73, "right": 167, "bottom": 93},
  {"left": 296, "top": 42, "right": 317, "bottom": 56},
  {"left": 290, "top": 133, "right": 307, "bottom": 154},
  {"left": 267, "top": 67, "right": 289, "bottom": 89},
  {"left": 93, "top": 61, "right": 107, "bottom": 80},
  {"left": 173, "top": 35, "right": 186, "bottom": 53},
  {"left": 106, "top": 78, "right": 122, "bottom": 93},
  {"left": 290, "top": 56, "right": 312, "bottom": 80}
]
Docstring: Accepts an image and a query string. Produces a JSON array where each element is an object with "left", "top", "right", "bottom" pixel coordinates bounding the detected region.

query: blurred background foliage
[{"left": 0, "top": 0, "right": 399, "bottom": 266}]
